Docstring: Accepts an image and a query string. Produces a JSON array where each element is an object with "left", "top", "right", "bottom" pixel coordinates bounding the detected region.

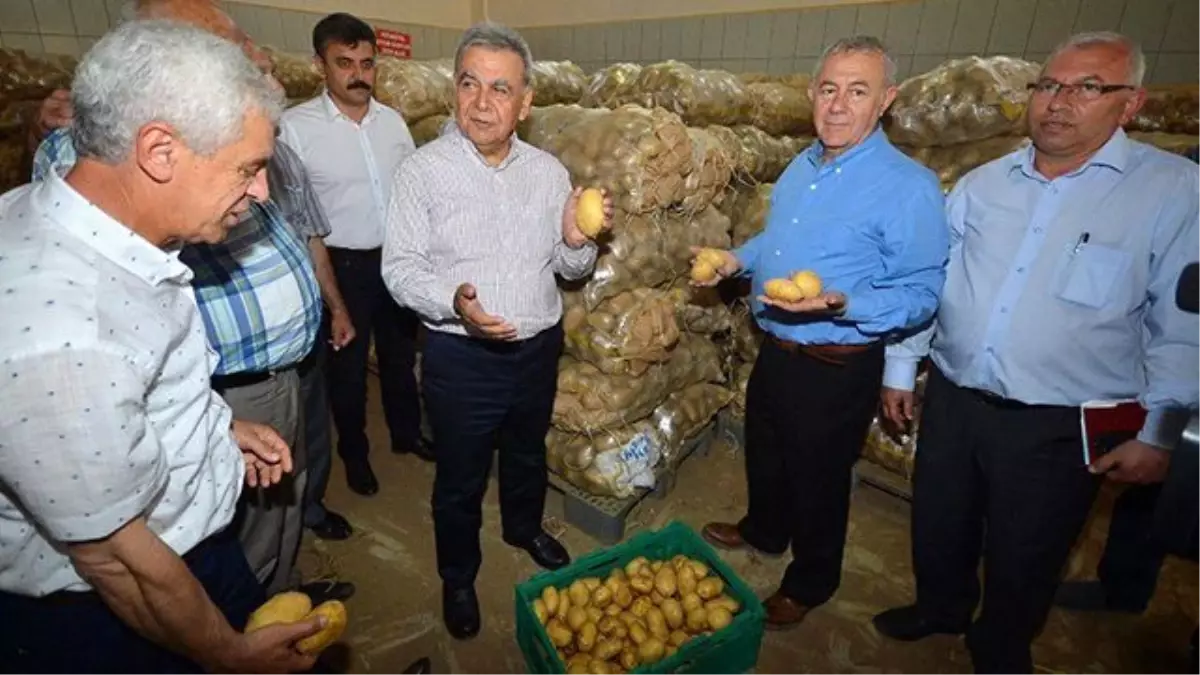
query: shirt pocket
[{"left": 1054, "top": 244, "right": 1131, "bottom": 309}]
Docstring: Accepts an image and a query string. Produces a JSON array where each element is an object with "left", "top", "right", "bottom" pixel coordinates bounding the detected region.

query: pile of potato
[
  {"left": 581, "top": 63, "right": 644, "bottom": 109},
  {"left": 374, "top": 56, "right": 454, "bottom": 124},
  {"left": 625, "top": 61, "right": 753, "bottom": 128},
  {"left": 262, "top": 47, "right": 322, "bottom": 101},
  {"left": 898, "top": 136, "right": 1030, "bottom": 192},
  {"left": 727, "top": 183, "right": 772, "bottom": 247},
  {"left": 531, "top": 61, "right": 589, "bottom": 106},
  {"left": 533, "top": 555, "right": 741, "bottom": 673},
  {"left": 745, "top": 82, "right": 813, "bottom": 137}
]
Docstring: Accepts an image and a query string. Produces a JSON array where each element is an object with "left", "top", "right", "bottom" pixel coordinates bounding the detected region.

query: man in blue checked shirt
[
  {"left": 696, "top": 35, "right": 949, "bottom": 630},
  {"left": 872, "top": 32, "right": 1199, "bottom": 673}
]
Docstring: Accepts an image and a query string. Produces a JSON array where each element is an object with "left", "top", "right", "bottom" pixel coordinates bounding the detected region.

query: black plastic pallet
[{"left": 547, "top": 422, "right": 717, "bottom": 545}]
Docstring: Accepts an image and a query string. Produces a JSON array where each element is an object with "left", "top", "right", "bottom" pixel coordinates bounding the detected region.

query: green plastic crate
[{"left": 515, "top": 521, "right": 765, "bottom": 674}]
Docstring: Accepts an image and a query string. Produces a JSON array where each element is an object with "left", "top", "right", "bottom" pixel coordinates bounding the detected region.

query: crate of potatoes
[{"left": 515, "top": 521, "right": 765, "bottom": 674}]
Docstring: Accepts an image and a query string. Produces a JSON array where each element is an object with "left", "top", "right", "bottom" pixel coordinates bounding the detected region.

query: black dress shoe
[
  {"left": 443, "top": 585, "right": 480, "bottom": 640},
  {"left": 505, "top": 532, "right": 570, "bottom": 570},
  {"left": 344, "top": 459, "right": 378, "bottom": 496},
  {"left": 298, "top": 578, "right": 357, "bottom": 604},
  {"left": 392, "top": 436, "right": 436, "bottom": 462},
  {"left": 402, "top": 656, "right": 432, "bottom": 674},
  {"left": 308, "top": 511, "right": 353, "bottom": 540},
  {"left": 873, "top": 604, "right": 967, "bottom": 642}
]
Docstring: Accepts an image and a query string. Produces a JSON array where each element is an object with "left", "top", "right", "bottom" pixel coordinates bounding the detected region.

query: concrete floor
[{"left": 298, "top": 378, "right": 1199, "bottom": 673}]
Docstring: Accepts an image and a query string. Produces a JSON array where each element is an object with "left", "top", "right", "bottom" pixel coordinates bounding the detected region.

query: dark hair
[{"left": 312, "top": 12, "right": 376, "bottom": 58}]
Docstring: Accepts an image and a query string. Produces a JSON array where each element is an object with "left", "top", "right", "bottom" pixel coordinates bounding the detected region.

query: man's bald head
[{"left": 126, "top": 0, "right": 267, "bottom": 71}]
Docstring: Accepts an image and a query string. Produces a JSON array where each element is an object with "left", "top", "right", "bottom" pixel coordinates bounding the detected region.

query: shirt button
[
  {"left": 1033, "top": 227, "right": 1043, "bottom": 233},
  {"left": 774, "top": 250, "right": 781, "bottom": 256},
  {"left": 792, "top": 218, "right": 798, "bottom": 224},
  {"left": 1016, "top": 266, "right": 1026, "bottom": 273},
  {"left": 835, "top": 168, "right": 842, "bottom": 174},
  {"left": 809, "top": 184, "right": 816, "bottom": 190},
  {"left": 1000, "top": 307, "right": 1008, "bottom": 314}
]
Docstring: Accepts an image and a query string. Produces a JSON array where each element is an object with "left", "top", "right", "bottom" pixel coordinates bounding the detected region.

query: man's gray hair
[
  {"left": 454, "top": 21, "right": 534, "bottom": 86},
  {"left": 813, "top": 35, "right": 898, "bottom": 86},
  {"left": 72, "top": 19, "right": 283, "bottom": 163},
  {"left": 1047, "top": 31, "right": 1146, "bottom": 86}
]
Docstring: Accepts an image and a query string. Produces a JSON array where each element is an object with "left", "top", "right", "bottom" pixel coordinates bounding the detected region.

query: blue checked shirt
[{"left": 33, "top": 128, "right": 323, "bottom": 375}]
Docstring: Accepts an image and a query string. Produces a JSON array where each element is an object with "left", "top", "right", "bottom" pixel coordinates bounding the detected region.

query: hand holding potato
[
  {"left": 759, "top": 290, "right": 848, "bottom": 315},
  {"left": 563, "top": 186, "right": 614, "bottom": 248},
  {"left": 454, "top": 283, "right": 518, "bottom": 341},
  {"left": 688, "top": 247, "right": 740, "bottom": 287}
]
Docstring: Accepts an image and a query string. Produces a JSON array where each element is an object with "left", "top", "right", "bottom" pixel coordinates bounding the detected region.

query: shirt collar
[
  {"left": 805, "top": 125, "right": 888, "bottom": 169},
  {"left": 322, "top": 91, "right": 381, "bottom": 124},
  {"left": 35, "top": 172, "right": 193, "bottom": 287},
  {"left": 1011, "top": 128, "right": 1131, "bottom": 179},
  {"left": 449, "top": 120, "right": 525, "bottom": 170}
]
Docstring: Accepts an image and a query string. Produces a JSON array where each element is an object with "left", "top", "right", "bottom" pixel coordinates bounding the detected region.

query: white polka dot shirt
[{"left": 0, "top": 174, "right": 243, "bottom": 596}]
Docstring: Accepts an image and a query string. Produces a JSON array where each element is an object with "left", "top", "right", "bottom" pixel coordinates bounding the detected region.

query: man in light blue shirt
[
  {"left": 696, "top": 36, "right": 949, "bottom": 629},
  {"left": 873, "top": 32, "right": 1199, "bottom": 674}
]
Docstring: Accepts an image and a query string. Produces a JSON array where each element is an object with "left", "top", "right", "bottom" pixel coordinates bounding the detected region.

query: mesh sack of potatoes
[
  {"left": 729, "top": 361, "right": 753, "bottom": 418},
  {"left": 562, "top": 287, "right": 683, "bottom": 374},
  {"left": 1128, "top": 85, "right": 1199, "bottom": 135},
  {"left": 1129, "top": 131, "right": 1199, "bottom": 156},
  {"left": 887, "top": 56, "right": 1040, "bottom": 147},
  {"left": 0, "top": 139, "right": 29, "bottom": 196},
  {"left": 631, "top": 61, "right": 753, "bottom": 128},
  {"left": 0, "top": 48, "right": 74, "bottom": 104},
  {"left": 263, "top": 47, "right": 323, "bottom": 100},
  {"left": 670, "top": 283, "right": 735, "bottom": 336},
  {"left": 531, "top": 61, "right": 588, "bottom": 106},
  {"left": 578, "top": 206, "right": 731, "bottom": 310},
  {"left": 900, "top": 136, "right": 1030, "bottom": 192},
  {"left": 653, "top": 383, "right": 733, "bottom": 466},
  {"left": 746, "top": 82, "right": 814, "bottom": 137},
  {"left": 553, "top": 334, "right": 724, "bottom": 433},
  {"left": 374, "top": 56, "right": 454, "bottom": 123},
  {"left": 730, "top": 182, "right": 772, "bottom": 247},
  {"left": 580, "top": 63, "right": 644, "bottom": 108},
  {"left": 861, "top": 369, "right": 928, "bottom": 477},
  {"left": 520, "top": 104, "right": 695, "bottom": 213},
  {"left": 705, "top": 125, "right": 800, "bottom": 184},
  {"left": 729, "top": 303, "right": 763, "bottom": 363},
  {"left": 679, "top": 127, "right": 735, "bottom": 213},
  {"left": 410, "top": 114, "right": 451, "bottom": 146}
]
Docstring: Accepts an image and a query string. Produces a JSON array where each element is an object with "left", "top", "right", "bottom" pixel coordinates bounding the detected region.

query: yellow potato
[
  {"left": 613, "top": 585, "right": 633, "bottom": 609},
  {"left": 704, "top": 595, "right": 741, "bottom": 615},
  {"left": 790, "top": 270, "right": 822, "bottom": 298},
  {"left": 296, "top": 600, "right": 347, "bottom": 654},
  {"left": 686, "top": 607, "right": 708, "bottom": 633},
  {"left": 591, "top": 585, "right": 614, "bottom": 609},
  {"left": 630, "top": 596, "right": 653, "bottom": 618},
  {"left": 628, "top": 621, "right": 648, "bottom": 646},
  {"left": 567, "top": 606, "right": 589, "bottom": 632},
  {"left": 604, "top": 575, "right": 623, "bottom": 596},
  {"left": 567, "top": 663, "right": 589, "bottom": 675},
  {"left": 624, "top": 556, "right": 648, "bottom": 578},
  {"left": 707, "top": 606, "right": 733, "bottom": 631},
  {"left": 577, "top": 622, "right": 598, "bottom": 652},
  {"left": 587, "top": 659, "right": 610, "bottom": 674},
  {"left": 690, "top": 259, "right": 717, "bottom": 283},
  {"left": 567, "top": 653, "right": 591, "bottom": 671},
  {"left": 569, "top": 580, "right": 591, "bottom": 609},
  {"left": 586, "top": 607, "right": 604, "bottom": 624},
  {"left": 689, "top": 560, "right": 709, "bottom": 580},
  {"left": 666, "top": 645, "right": 678, "bottom": 658},
  {"left": 629, "top": 575, "right": 654, "bottom": 594},
  {"left": 668, "top": 630, "right": 690, "bottom": 647},
  {"left": 697, "top": 248, "right": 726, "bottom": 267},
  {"left": 654, "top": 566, "right": 678, "bottom": 597},
  {"left": 671, "top": 555, "right": 690, "bottom": 570},
  {"left": 645, "top": 607, "right": 669, "bottom": 640},
  {"left": 764, "top": 278, "right": 805, "bottom": 302},
  {"left": 592, "top": 639, "right": 622, "bottom": 661},
  {"left": 246, "top": 591, "right": 312, "bottom": 632},
  {"left": 618, "top": 611, "right": 639, "bottom": 627},
  {"left": 613, "top": 623, "right": 628, "bottom": 639},
  {"left": 650, "top": 561, "right": 664, "bottom": 573},
  {"left": 638, "top": 637, "right": 666, "bottom": 664},
  {"left": 696, "top": 577, "right": 724, "bottom": 600},
  {"left": 650, "top": 590, "right": 665, "bottom": 605},
  {"left": 576, "top": 187, "right": 606, "bottom": 238},
  {"left": 582, "top": 577, "right": 602, "bottom": 592},
  {"left": 619, "top": 648, "right": 639, "bottom": 671},
  {"left": 533, "top": 598, "right": 549, "bottom": 626},
  {"left": 542, "top": 586, "right": 560, "bottom": 615},
  {"left": 598, "top": 616, "right": 620, "bottom": 636},
  {"left": 677, "top": 565, "right": 697, "bottom": 597},
  {"left": 681, "top": 593, "right": 703, "bottom": 613},
  {"left": 605, "top": 604, "right": 623, "bottom": 617},
  {"left": 660, "top": 598, "right": 684, "bottom": 629},
  {"left": 547, "top": 618, "right": 573, "bottom": 648}
]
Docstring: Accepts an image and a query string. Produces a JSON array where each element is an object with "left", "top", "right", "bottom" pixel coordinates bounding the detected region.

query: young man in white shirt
[{"left": 281, "top": 13, "right": 426, "bottom": 497}]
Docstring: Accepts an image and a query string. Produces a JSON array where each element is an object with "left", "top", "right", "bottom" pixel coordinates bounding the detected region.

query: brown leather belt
[{"left": 768, "top": 335, "right": 877, "bottom": 366}]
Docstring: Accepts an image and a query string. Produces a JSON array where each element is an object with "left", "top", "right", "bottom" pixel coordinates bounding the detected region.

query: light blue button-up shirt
[
  {"left": 885, "top": 129, "right": 1200, "bottom": 448},
  {"left": 733, "top": 127, "right": 949, "bottom": 345}
]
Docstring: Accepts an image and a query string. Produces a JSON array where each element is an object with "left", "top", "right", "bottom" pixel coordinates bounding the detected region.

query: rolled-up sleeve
[
  {"left": 0, "top": 346, "right": 168, "bottom": 542},
  {"left": 382, "top": 159, "right": 462, "bottom": 323}
]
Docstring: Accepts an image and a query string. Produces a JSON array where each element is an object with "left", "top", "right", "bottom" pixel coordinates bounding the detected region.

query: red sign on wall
[{"left": 376, "top": 28, "right": 412, "bottom": 59}]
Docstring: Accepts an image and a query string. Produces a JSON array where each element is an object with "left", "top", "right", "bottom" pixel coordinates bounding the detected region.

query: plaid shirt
[{"left": 33, "top": 128, "right": 323, "bottom": 375}]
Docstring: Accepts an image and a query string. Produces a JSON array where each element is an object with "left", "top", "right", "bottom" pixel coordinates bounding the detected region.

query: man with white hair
[
  {"left": 695, "top": 35, "right": 948, "bottom": 630},
  {"left": 0, "top": 20, "right": 323, "bottom": 672},
  {"left": 873, "top": 32, "right": 1198, "bottom": 673}
]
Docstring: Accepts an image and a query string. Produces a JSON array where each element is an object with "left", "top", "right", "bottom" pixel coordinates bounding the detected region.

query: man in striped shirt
[{"left": 383, "top": 22, "right": 611, "bottom": 640}]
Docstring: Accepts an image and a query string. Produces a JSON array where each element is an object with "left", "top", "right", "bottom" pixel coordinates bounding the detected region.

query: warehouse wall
[
  {"left": 515, "top": 0, "right": 1199, "bottom": 84},
  {"left": 0, "top": 0, "right": 468, "bottom": 59}
]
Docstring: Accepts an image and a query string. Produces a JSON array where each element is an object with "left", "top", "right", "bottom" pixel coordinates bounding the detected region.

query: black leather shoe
[
  {"left": 505, "top": 532, "right": 570, "bottom": 570},
  {"left": 393, "top": 436, "right": 436, "bottom": 462},
  {"left": 873, "top": 605, "right": 967, "bottom": 642},
  {"left": 308, "top": 511, "right": 353, "bottom": 540},
  {"left": 443, "top": 585, "right": 480, "bottom": 640},
  {"left": 298, "top": 579, "right": 357, "bottom": 604},
  {"left": 402, "top": 656, "right": 432, "bottom": 674},
  {"left": 345, "top": 459, "right": 378, "bottom": 496}
]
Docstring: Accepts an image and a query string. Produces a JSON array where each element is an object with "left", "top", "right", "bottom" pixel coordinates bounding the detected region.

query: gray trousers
[{"left": 223, "top": 369, "right": 307, "bottom": 595}]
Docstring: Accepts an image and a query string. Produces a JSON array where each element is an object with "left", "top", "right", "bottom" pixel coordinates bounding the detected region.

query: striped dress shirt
[{"left": 382, "top": 123, "right": 597, "bottom": 339}]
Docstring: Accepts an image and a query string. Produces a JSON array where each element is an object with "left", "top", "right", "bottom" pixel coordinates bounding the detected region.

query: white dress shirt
[
  {"left": 280, "top": 93, "right": 415, "bottom": 250},
  {"left": 0, "top": 174, "right": 243, "bottom": 596}
]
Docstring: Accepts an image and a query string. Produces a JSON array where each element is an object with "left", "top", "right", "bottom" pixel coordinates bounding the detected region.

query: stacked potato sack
[
  {"left": 263, "top": 47, "right": 323, "bottom": 106},
  {"left": 1126, "top": 85, "right": 1199, "bottom": 154},
  {"left": 374, "top": 56, "right": 455, "bottom": 125},
  {"left": 0, "top": 48, "right": 75, "bottom": 195},
  {"left": 517, "top": 103, "right": 737, "bottom": 498},
  {"left": 531, "top": 61, "right": 589, "bottom": 106}
]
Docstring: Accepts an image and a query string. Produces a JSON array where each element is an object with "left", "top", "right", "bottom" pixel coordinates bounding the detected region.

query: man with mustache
[
  {"left": 873, "top": 32, "right": 1198, "bottom": 673},
  {"left": 281, "top": 13, "right": 428, "bottom": 499}
]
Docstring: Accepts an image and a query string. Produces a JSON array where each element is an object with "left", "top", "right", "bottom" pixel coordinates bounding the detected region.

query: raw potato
[
  {"left": 591, "top": 585, "right": 614, "bottom": 608},
  {"left": 628, "top": 621, "right": 648, "bottom": 646},
  {"left": 677, "top": 565, "right": 697, "bottom": 596},
  {"left": 547, "top": 618, "right": 574, "bottom": 648},
  {"left": 705, "top": 595, "right": 741, "bottom": 614},
  {"left": 593, "top": 639, "right": 622, "bottom": 661},
  {"left": 543, "top": 586, "right": 560, "bottom": 615},
  {"left": 707, "top": 606, "right": 733, "bottom": 631},
  {"left": 587, "top": 607, "right": 605, "bottom": 624},
  {"left": 618, "top": 611, "right": 639, "bottom": 627},
  {"left": 690, "top": 560, "right": 709, "bottom": 579},
  {"left": 605, "top": 603, "right": 623, "bottom": 617},
  {"left": 570, "top": 580, "right": 591, "bottom": 608},
  {"left": 568, "top": 653, "right": 591, "bottom": 671},
  {"left": 576, "top": 188, "right": 607, "bottom": 238},
  {"left": 568, "top": 606, "right": 589, "bottom": 632},
  {"left": 682, "top": 593, "right": 703, "bottom": 613},
  {"left": 638, "top": 637, "right": 667, "bottom": 664},
  {"left": 625, "top": 557, "right": 648, "bottom": 577},
  {"left": 614, "top": 585, "right": 633, "bottom": 609},
  {"left": 598, "top": 616, "right": 620, "bottom": 636},
  {"left": 587, "top": 659, "right": 610, "bottom": 674},
  {"left": 630, "top": 596, "right": 653, "bottom": 618},
  {"left": 671, "top": 554, "right": 690, "bottom": 570},
  {"left": 696, "top": 577, "right": 725, "bottom": 600},
  {"left": 583, "top": 577, "right": 603, "bottom": 591},
  {"left": 764, "top": 278, "right": 805, "bottom": 302},
  {"left": 296, "top": 600, "right": 347, "bottom": 654},
  {"left": 650, "top": 590, "right": 665, "bottom": 605},
  {"left": 686, "top": 607, "right": 709, "bottom": 632},
  {"left": 534, "top": 598, "right": 549, "bottom": 625},
  {"left": 620, "top": 648, "right": 639, "bottom": 670},
  {"left": 629, "top": 575, "right": 654, "bottom": 595},
  {"left": 557, "top": 591, "right": 573, "bottom": 620},
  {"left": 654, "top": 566, "right": 678, "bottom": 597},
  {"left": 790, "top": 270, "right": 822, "bottom": 298},
  {"left": 690, "top": 259, "right": 717, "bottom": 283},
  {"left": 245, "top": 591, "right": 312, "bottom": 632},
  {"left": 651, "top": 561, "right": 664, "bottom": 573},
  {"left": 568, "top": 663, "right": 589, "bottom": 675},
  {"left": 578, "top": 622, "right": 599, "bottom": 652},
  {"left": 666, "top": 645, "right": 678, "bottom": 658},
  {"left": 661, "top": 598, "right": 684, "bottom": 629},
  {"left": 646, "top": 607, "right": 669, "bottom": 640},
  {"left": 668, "top": 630, "right": 690, "bottom": 647}
]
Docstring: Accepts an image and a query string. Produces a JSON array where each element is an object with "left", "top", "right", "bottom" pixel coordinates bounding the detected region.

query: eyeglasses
[{"left": 1026, "top": 79, "right": 1136, "bottom": 101}]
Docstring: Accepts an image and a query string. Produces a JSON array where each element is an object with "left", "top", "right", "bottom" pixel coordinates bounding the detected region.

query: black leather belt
[
  {"left": 965, "top": 387, "right": 1067, "bottom": 411},
  {"left": 211, "top": 358, "right": 310, "bottom": 395}
]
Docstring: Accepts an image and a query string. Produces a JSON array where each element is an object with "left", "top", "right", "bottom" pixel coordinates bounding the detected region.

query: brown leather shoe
[
  {"left": 701, "top": 522, "right": 746, "bottom": 550},
  {"left": 763, "top": 592, "right": 810, "bottom": 630}
]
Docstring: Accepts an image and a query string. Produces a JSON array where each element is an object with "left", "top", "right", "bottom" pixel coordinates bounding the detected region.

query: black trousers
[
  {"left": 301, "top": 318, "right": 334, "bottom": 526},
  {"left": 0, "top": 529, "right": 263, "bottom": 673},
  {"left": 423, "top": 324, "right": 562, "bottom": 589},
  {"left": 1097, "top": 483, "right": 1166, "bottom": 610},
  {"left": 737, "top": 338, "right": 884, "bottom": 607},
  {"left": 912, "top": 367, "right": 1101, "bottom": 674},
  {"left": 326, "top": 247, "right": 421, "bottom": 459}
]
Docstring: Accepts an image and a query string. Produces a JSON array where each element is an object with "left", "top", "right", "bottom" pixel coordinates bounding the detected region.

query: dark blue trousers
[
  {"left": 423, "top": 324, "right": 562, "bottom": 589},
  {"left": 0, "top": 528, "right": 264, "bottom": 673}
]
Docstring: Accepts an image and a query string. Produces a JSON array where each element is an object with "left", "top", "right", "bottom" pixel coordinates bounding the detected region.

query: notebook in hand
[{"left": 1079, "top": 399, "right": 1147, "bottom": 466}]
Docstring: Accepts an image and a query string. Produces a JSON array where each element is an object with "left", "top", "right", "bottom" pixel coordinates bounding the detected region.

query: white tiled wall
[
  {"left": 0, "top": 0, "right": 463, "bottom": 60},
  {"left": 518, "top": 0, "right": 1198, "bottom": 84}
]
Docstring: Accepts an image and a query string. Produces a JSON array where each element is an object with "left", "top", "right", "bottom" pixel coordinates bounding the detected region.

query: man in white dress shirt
[
  {"left": 383, "top": 22, "right": 610, "bottom": 640},
  {"left": 0, "top": 21, "right": 322, "bottom": 672},
  {"left": 281, "top": 12, "right": 427, "bottom": 498}
]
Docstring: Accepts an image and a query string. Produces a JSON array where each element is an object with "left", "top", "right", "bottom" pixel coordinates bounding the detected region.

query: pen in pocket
[{"left": 1073, "top": 232, "right": 1091, "bottom": 254}]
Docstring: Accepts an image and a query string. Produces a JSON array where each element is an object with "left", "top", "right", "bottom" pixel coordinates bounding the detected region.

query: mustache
[{"left": 348, "top": 81, "right": 371, "bottom": 91}]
